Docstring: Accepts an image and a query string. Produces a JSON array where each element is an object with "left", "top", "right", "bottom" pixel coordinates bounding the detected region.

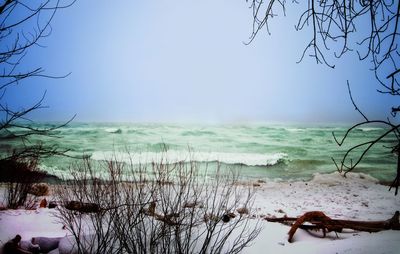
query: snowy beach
[
  {"left": 1, "top": 122, "right": 399, "bottom": 254},
  {"left": 1, "top": 172, "right": 399, "bottom": 254},
  {"left": 2, "top": 0, "right": 399, "bottom": 253}
]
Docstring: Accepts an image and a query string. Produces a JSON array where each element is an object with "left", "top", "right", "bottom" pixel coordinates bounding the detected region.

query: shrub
[
  {"left": 28, "top": 183, "right": 50, "bottom": 196},
  {"left": 55, "top": 154, "right": 261, "bottom": 254},
  {"left": 0, "top": 157, "right": 42, "bottom": 209}
]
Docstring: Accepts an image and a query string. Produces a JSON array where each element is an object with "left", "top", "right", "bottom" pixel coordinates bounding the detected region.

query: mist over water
[{"left": 2, "top": 123, "right": 397, "bottom": 182}]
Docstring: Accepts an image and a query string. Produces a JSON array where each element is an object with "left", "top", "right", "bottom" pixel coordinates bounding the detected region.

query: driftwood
[
  {"left": 64, "top": 200, "right": 154, "bottom": 214},
  {"left": 142, "top": 201, "right": 181, "bottom": 226},
  {"left": 65, "top": 201, "right": 100, "bottom": 213},
  {"left": 265, "top": 211, "right": 400, "bottom": 243}
]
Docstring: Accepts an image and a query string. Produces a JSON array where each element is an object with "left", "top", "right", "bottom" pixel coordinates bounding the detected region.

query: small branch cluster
[
  {"left": 0, "top": 0, "right": 76, "bottom": 171},
  {"left": 331, "top": 82, "right": 400, "bottom": 195},
  {"left": 247, "top": 0, "right": 400, "bottom": 91},
  {"left": 0, "top": 0, "right": 75, "bottom": 89},
  {"left": 0, "top": 155, "right": 46, "bottom": 209}
]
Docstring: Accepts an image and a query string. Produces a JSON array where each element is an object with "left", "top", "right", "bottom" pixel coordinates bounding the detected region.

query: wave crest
[
  {"left": 91, "top": 150, "right": 287, "bottom": 167},
  {"left": 105, "top": 128, "right": 122, "bottom": 134}
]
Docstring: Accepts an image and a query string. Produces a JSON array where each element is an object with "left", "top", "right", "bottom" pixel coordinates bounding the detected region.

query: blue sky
[{"left": 4, "top": 0, "right": 397, "bottom": 123}]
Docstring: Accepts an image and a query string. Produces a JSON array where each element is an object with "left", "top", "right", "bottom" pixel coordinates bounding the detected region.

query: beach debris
[
  {"left": 222, "top": 214, "right": 230, "bottom": 222},
  {"left": 183, "top": 201, "right": 202, "bottom": 208},
  {"left": 141, "top": 201, "right": 180, "bottom": 226},
  {"left": 204, "top": 213, "right": 219, "bottom": 223},
  {"left": 30, "top": 237, "right": 63, "bottom": 253},
  {"left": 147, "top": 201, "right": 156, "bottom": 215},
  {"left": 39, "top": 199, "right": 47, "bottom": 208},
  {"left": 48, "top": 201, "right": 57, "bottom": 209},
  {"left": 20, "top": 237, "right": 40, "bottom": 253},
  {"left": 154, "top": 214, "right": 180, "bottom": 226},
  {"left": 222, "top": 212, "right": 236, "bottom": 223},
  {"left": 237, "top": 207, "right": 249, "bottom": 215},
  {"left": 28, "top": 183, "right": 50, "bottom": 196},
  {"left": 64, "top": 201, "right": 100, "bottom": 213},
  {"left": 3, "top": 235, "right": 24, "bottom": 254},
  {"left": 228, "top": 212, "right": 236, "bottom": 218},
  {"left": 265, "top": 211, "right": 400, "bottom": 243}
]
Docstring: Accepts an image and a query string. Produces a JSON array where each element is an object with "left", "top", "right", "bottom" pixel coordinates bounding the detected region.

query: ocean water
[{"left": 1, "top": 123, "right": 397, "bottom": 182}]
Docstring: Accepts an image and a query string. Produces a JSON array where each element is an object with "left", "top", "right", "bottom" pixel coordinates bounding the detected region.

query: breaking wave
[
  {"left": 104, "top": 128, "right": 122, "bottom": 134},
  {"left": 90, "top": 150, "right": 287, "bottom": 167}
]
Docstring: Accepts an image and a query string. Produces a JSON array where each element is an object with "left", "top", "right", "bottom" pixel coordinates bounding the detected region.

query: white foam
[
  {"left": 285, "top": 128, "right": 305, "bottom": 132},
  {"left": 104, "top": 128, "right": 122, "bottom": 133},
  {"left": 90, "top": 150, "right": 287, "bottom": 167},
  {"left": 359, "top": 127, "right": 383, "bottom": 132},
  {"left": 311, "top": 171, "right": 379, "bottom": 185}
]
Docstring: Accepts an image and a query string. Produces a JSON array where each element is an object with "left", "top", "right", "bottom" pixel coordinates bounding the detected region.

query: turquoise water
[{"left": 1, "top": 123, "right": 397, "bottom": 182}]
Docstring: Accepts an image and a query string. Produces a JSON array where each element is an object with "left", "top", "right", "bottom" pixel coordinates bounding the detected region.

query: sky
[{"left": 3, "top": 0, "right": 398, "bottom": 124}]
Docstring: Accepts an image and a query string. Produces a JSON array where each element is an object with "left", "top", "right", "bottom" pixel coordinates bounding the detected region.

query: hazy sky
[{"left": 5, "top": 0, "right": 397, "bottom": 123}]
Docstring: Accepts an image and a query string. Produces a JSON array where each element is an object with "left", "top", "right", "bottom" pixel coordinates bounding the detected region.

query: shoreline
[{"left": 1, "top": 171, "right": 399, "bottom": 253}]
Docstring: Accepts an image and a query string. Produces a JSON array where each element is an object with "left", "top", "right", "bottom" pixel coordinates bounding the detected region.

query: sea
[{"left": 1, "top": 122, "right": 397, "bottom": 182}]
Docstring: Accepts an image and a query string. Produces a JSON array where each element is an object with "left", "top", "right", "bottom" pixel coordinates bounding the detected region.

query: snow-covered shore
[
  {"left": 247, "top": 172, "right": 400, "bottom": 253},
  {"left": 1, "top": 172, "right": 399, "bottom": 254}
]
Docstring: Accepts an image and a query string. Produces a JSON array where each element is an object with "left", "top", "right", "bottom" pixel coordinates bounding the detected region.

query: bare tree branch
[{"left": 0, "top": 0, "right": 77, "bottom": 174}]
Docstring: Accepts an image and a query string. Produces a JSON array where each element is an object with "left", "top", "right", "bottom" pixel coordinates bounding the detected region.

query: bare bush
[
  {"left": 55, "top": 159, "right": 124, "bottom": 254},
  {"left": 28, "top": 183, "right": 50, "bottom": 197},
  {"left": 54, "top": 154, "right": 261, "bottom": 254},
  {"left": 0, "top": 156, "right": 43, "bottom": 209},
  {"left": 0, "top": 0, "right": 76, "bottom": 210}
]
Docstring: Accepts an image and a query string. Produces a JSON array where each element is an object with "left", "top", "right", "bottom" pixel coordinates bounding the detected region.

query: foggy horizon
[{"left": 5, "top": 0, "right": 395, "bottom": 124}]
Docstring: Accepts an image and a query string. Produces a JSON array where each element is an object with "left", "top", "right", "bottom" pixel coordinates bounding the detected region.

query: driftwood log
[
  {"left": 65, "top": 201, "right": 101, "bottom": 213},
  {"left": 265, "top": 211, "right": 400, "bottom": 243}
]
